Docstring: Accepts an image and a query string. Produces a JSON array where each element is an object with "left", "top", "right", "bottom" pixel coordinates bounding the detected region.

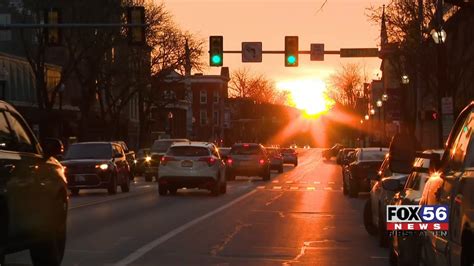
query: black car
[
  {"left": 143, "top": 138, "right": 189, "bottom": 182},
  {"left": 0, "top": 101, "right": 68, "bottom": 265},
  {"left": 322, "top": 143, "right": 343, "bottom": 160},
  {"left": 62, "top": 142, "right": 131, "bottom": 195},
  {"left": 114, "top": 141, "right": 136, "bottom": 180}
]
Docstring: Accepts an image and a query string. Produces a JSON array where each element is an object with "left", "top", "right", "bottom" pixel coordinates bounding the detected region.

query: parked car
[
  {"left": 134, "top": 148, "right": 150, "bottom": 176},
  {"left": 0, "top": 101, "right": 68, "bottom": 265},
  {"left": 343, "top": 147, "right": 388, "bottom": 197},
  {"left": 143, "top": 138, "right": 189, "bottom": 182},
  {"left": 114, "top": 141, "right": 136, "bottom": 180},
  {"left": 336, "top": 148, "right": 355, "bottom": 165},
  {"left": 266, "top": 147, "right": 284, "bottom": 173},
  {"left": 341, "top": 150, "right": 356, "bottom": 195},
  {"left": 218, "top": 147, "right": 231, "bottom": 159},
  {"left": 280, "top": 148, "right": 298, "bottom": 166},
  {"left": 322, "top": 143, "right": 343, "bottom": 160},
  {"left": 363, "top": 154, "right": 409, "bottom": 247},
  {"left": 157, "top": 142, "right": 226, "bottom": 196},
  {"left": 413, "top": 103, "right": 474, "bottom": 266},
  {"left": 226, "top": 143, "right": 271, "bottom": 181},
  {"left": 61, "top": 142, "right": 131, "bottom": 195},
  {"left": 388, "top": 150, "right": 443, "bottom": 266}
]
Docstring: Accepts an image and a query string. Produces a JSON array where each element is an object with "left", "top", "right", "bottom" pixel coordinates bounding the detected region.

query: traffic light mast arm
[
  {"left": 217, "top": 50, "right": 342, "bottom": 54},
  {"left": 0, "top": 23, "right": 147, "bottom": 29}
]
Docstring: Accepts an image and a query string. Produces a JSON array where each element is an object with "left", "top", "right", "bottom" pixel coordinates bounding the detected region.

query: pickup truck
[{"left": 388, "top": 101, "right": 474, "bottom": 266}]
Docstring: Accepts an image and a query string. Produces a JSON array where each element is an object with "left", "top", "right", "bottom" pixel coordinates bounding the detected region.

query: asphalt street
[{"left": 5, "top": 149, "right": 388, "bottom": 266}]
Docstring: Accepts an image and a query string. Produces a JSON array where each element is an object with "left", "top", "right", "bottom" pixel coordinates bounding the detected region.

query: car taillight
[
  {"left": 226, "top": 157, "right": 233, "bottom": 165},
  {"left": 259, "top": 159, "right": 266, "bottom": 165},
  {"left": 160, "top": 156, "right": 176, "bottom": 166},
  {"left": 199, "top": 157, "right": 216, "bottom": 167}
]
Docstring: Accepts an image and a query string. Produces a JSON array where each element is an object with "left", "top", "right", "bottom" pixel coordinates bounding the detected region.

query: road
[{"left": 5, "top": 149, "right": 388, "bottom": 266}]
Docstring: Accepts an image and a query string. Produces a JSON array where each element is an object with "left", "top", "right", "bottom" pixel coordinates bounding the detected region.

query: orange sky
[{"left": 161, "top": 0, "right": 388, "bottom": 85}]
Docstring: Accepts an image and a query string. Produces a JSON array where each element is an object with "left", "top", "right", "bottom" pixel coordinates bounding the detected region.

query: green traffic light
[
  {"left": 211, "top": 55, "right": 222, "bottom": 65},
  {"left": 287, "top": 55, "right": 296, "bottom": 65}
]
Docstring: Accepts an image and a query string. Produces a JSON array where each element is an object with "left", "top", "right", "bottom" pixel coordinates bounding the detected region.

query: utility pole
[{"left": 184, "top": 39, "right": 194, "bottom": 139}]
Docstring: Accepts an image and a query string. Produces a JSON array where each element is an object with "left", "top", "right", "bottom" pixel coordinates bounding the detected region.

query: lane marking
[
  {"left": 272, "top": 180, "right": 280, "bottom": 183},
  {"left": 257, "top": 186, "right": 266, "bottom": 189},
  {"left": 114, "top": 189, "right": 258, "bottom": 266},
  {"left": 285, "top": 181, "right": 293, "bottom": 184},
  {"left": 273, "top": 186, "right": 282, "bottom": 190},
  {"left": 290, "top": 186, "right": 298, "bottom": 190},
  {"left": 314, "top": 181, "right": 321, "bottom": 184},
  {"left": 307, "top": 187, "right": 316, "bottom": 191},
  {"left": 328, "top": 181, "right": 335, "bottom": 185},
  {"left": 324, "top": 187, "right": 332, "bottom": 190}
]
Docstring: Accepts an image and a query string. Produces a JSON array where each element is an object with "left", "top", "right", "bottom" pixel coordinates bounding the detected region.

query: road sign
[
  {"left": 242, "top": 42, "right": 262, "bottom": 62},
  {"left": 340, "top": 48, "right": 379, "bottom": 58},
  {"left": 310, "top": 43, "right": 324, "bottom": 61}
]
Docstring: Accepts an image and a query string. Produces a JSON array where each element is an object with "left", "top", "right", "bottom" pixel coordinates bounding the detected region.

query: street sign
[
  {"left": 310, "top": 43, "right": 324, "bottom": 61},
  {"left": 441, "top": 97, "right": 453, "bottom": 114},
  {"left": 340, "top": 48, "right": 379, "bottom": 58},
  {"left": 242, "top": 42, "right": 262, "bottom": 62}
]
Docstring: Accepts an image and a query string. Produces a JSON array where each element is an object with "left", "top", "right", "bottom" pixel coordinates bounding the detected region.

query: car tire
[
  {"left": 121, "top": 177, "right": 130, "bottom": 193},
  {"left": 363, "top": 199, "right": 377, "bottom": 235},
  {"left": 70, "top": 188, "right": 80, "bottom": 196},
  {"left": 107, "top": 176, "right": 117, "bottom": 195},
  {"left": 342, "top": 177, "right": 348, "bottom": 195},
  {"left": 220, "top": 181, "right": 227, "bottom": 194},
  {"left": 30, "top": 200, "right": 67, "bottom": 266},
  {"left": 278, "top": 166, "right": 283, "bottom": 173},
  {"left": 145, "top": 174, "right": 153, "bottom": 182},
  {"left": 168, "top": 187, "right": 178, "bottom": 195},
  {"left": 378, "top": 206, "right": 389, "bottom": 248},
  {"left": 210, "top": 181, "right": 220, "bottom": 196},
  {"left": 158, "top": 184, "right": 168, "bottom": 196},
  {"left": 348, "top": 179, "right": 359, "bottom": 198}
]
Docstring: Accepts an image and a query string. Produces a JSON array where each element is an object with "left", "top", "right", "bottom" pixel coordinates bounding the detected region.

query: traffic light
[
  {"left": 127, "top": 6, "right": 146, "bottom": 45},
  {"left": 285, "top": 36, "right": 298, "bottom": 67},
  {"left": 423, "top": 110, "right": 439, "bottom": 120},
  {"left": 44, "top": 8, "right": 61, "bottom": 46},
  {"left": 209, "top": 36, "right": 223, "bottom": 67}
]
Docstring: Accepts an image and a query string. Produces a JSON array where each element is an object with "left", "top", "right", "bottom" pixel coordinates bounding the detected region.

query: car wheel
[
  {"left": 145, "top": 174, "right": 153, "bottom": 182},
  {"left": 342, "top": 177, "right": 348, "bottom": 195},
  {"left": 168, "top": 187, "right": 178, "bottom": 195},
  {"left": 220, "top": 179, "right": 227, "bottom": 194},
  {"left": 348, "top": 179, "right": 359, "bottom": 198},
  {"left": 121, "top": 177, "right": 130, "bottom": 193},
  {"left": 70, "top": 188, "right": 80, "bottom": 196},
  {"left": 158, "top": 184, "right": 168, "bottom": 196},
  {"left": 363, "top": 199, "right": 377, "bottom": 235},
  {"left": 226, "top": 173, "right": 235, "bottom": 181},
  {"left": 107, "top": 176, "right": 117, "bottom": 195},
  {"left": 30, "top": 201, "right": 66, "bottom": 266},
  {"left": 378, "top": 206, "right": 389, "bottom": 248}
]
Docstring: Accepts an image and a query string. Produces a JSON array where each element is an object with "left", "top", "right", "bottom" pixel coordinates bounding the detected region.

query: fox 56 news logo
[{"left": 386, "top": 205, "right": 449, "bottom": 231}]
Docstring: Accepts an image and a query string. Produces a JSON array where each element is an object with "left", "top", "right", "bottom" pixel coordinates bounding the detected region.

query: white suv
[{"left": 157, "top": 142, "right": 226, "bottom": 196}]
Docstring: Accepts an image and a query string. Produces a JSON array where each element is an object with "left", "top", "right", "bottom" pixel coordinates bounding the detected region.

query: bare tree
[
  {"left": 328, "top": 63, "right": 365, "bottom": 108},
  {"left": 229, "top": 67, "right": 289, "bottom": 105}
]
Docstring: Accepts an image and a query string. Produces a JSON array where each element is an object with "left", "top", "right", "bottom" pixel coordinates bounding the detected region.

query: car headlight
[
  {"left": 133, "top": 159, "right": 138, "bottom": 164},
  {"left": 145, "top": 156, "right": 152, "bottom": 162},
  {"left": 96, "top": 164, "right": 109, "bottom": 170}
]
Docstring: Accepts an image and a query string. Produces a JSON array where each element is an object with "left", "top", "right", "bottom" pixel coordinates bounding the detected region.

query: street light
[
  {"left": 382, "top": 93, "right": 388, "bottom": 102},
  {"left": 360, "top": 119, "right": 364, "bottom": 124},
  {"left": 370, "top": 108, "right": 375, "bottom": 115},
  {"left": 431, "top": 28, "right": 447, "bottom": 44},
  {"left": 401, "top": 75, "right": 410, "bottom": 85},
  {"left": 365, "top": 114, "right": 369, "bottom": 120},
  {"left": 376, "top": 100, "right": 383, "bottom": 108}
]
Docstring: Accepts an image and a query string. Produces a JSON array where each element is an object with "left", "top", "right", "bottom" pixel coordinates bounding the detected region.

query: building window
[
  {"left": 213, "top": 111, "right": 219, "bottom": 126},
  {"left": 200, "top": 90, "right": 207, "bottom": 104},
  {"left": 200, "top": 110, "right": 207, "bottom": 125},
  {"left": 213, "top": 90, "right": 219, "bottom": 103}
]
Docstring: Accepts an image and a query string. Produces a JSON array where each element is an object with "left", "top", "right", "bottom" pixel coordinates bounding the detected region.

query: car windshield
[
  {"left": 230, "top": 146, "right": 262, "bottom": 155},
  {"left": 360, "top": 150, "right": 387, "bottom": 161},
  {"left": 168, "top": 146, "right": 209, "bottom": 157},
  {"left": 64, "top": 143, "right": 112, "bottom": 160},
  {"left": 280, "top": 148, "right": 295, "bottom": 154}
]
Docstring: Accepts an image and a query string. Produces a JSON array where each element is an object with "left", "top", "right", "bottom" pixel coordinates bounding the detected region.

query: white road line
[
  {"left": 114, "top": 189, "right": 258, "bottom": 266},
  {"left": 307, "top": 187, "right": 316, "bottom": 191},
  {"left": 257, "top": 186, "right": 266, "bottom": 189},
  {"left": 273, "top": 186, "right": 282, "bottom": 190},
  {"left": 290, "top": 186, "right": 298, "bottom": 190},
  {"left": 285, "top": 181, "right": 293, "bottom": 184},
  {"left": 328, "top": 181, "right": 335, "bottom": 185},
  {"left": 272, "top": 180, "right": 280, "bottom": 183}
]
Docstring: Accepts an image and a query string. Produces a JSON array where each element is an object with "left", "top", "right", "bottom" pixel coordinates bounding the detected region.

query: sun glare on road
[{"left": 277, "top": 79, "right": 335, "bottom": 117}]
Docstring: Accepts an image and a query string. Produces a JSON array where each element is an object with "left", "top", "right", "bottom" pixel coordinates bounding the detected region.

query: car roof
[
  {"left": 358, "top": 147, "right": 388, "bottom": 152},
  {"left": 0, "top": 100, "right": 22, "bottom": 117},
  {"left": 155, "top": 139, "right": 189, "bottom": 142},
  {"left": 170, "top": 141, "right": 214, "bottom": 148},
  {"left": 71, "top": 142, "right": 113, "bottom": 146}
]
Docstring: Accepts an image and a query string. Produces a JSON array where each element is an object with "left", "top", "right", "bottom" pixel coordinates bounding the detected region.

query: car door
[
  {"left": 113, "top": 144, "right": 128, "bottom": 183},
  {"left": 0, "top": 110, "right": 43, "bottom": 240},
  {"left": 426, "top": 110, "right": 473, "bottom": 266}
]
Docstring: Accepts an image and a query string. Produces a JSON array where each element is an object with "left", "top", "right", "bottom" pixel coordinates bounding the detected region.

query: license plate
[
  {"left": 181, "top": 161, "right": 193, "bottom": 167},
  {"left": 75, "top": 175, "right": 86, "bottom": 182}
]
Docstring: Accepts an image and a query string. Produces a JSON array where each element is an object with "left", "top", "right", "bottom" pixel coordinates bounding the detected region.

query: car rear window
[
  {"left": 360, "top": 151, "right": 387, "bottom": 161},
  {"left": 230, "top": 146, "right": 262, "bottom": 155},
  {"left": 64, "top": 143, "right": 112, "bottom": 160},
  {"left": 280, "top": 149, "right": 295, "bottom": 154},
  {"left": 168, "top": 146, "right": 210, "bottom": 157}
]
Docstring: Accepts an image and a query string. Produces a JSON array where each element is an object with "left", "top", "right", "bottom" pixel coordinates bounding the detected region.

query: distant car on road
[
  {"left": 157, "top": 142, "right": 226, "bottom": 196},
  {"left": 280, "top": 148, "right": 298, "bottom": 166},
  {"left": 226, "top": 143, "right": 271, "bottom": 181},
  {"left": 114, "top": 141, "right": 135, "bottom": 180},
  {"left": 343, "top": 147, "right": 388, "bottom": 197},
  {"left": 266, "top": 147, "right": 284, "bottom": 173},
  {"left": 322, "top": 143, "right": 343, "bottom": 160},
  {"left": 304, "top": 145, "right": 311, "bottom": 149},
  {"left": 0, "top": 101, "right": 68, "bottom": 265},
  {"left": 62, "top": 142, "right": 131, "bottom": 195},
  {"left": 134, "top": 148, "right": 150, "bottom": 176},
  {"left": 143, "top": 138, "right": 189, "bottom": 182},
  {"left": 218, "top": 147, "right": 231, "bottom": 159}
]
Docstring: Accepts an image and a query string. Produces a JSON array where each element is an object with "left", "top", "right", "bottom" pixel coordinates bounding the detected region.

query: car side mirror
[
  {"left": 42, "top": 138, "right": 64, "bottom": 159},
  {"left": 381, "top": 178, "right": 403, "bottom": 192}
]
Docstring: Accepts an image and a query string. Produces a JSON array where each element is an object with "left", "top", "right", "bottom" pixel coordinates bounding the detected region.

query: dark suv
[
  {"left": 0, "top": 101, "right": 68, "bottom": 265},
  {"left": 225, "top": 143, "right": 271, "bottom": 181}
]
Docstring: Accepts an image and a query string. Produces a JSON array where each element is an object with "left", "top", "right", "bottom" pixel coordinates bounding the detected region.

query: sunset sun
[{"left": 277, "top": 79, "right": 335, "bottom": 117}]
